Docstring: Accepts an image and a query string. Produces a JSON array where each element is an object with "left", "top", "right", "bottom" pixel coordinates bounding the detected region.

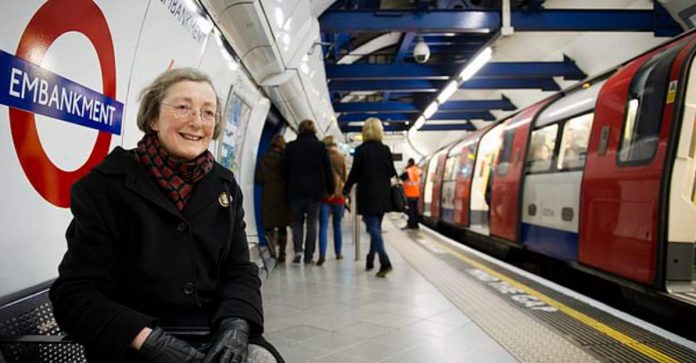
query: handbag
[{"left": 390, "top": 184, "right": 407, "bottom": 212}]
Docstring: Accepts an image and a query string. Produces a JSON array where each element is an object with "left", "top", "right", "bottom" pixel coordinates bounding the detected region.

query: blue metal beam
[
  {"left": 320, "top": 9, "right": 682, "bottom": 35},
  {"left": 341, "top": 123, "right": 476, "bottom": 132},
  {"left": 335, "top": 102, "right": 419, "bottom": 113},
  {"left": 326, "top": 59, "right": 585, "bottom": 80},
  {"left": 421, "top": 123, "right": 476, "bottom": 131},
  {"left": 440, "top": 97, "right": 516, "bottom": 112},
  {"left": 328, "top": 78, "right": 559, "bottom": 92},
  {"left": 394, "top": 32, "right": 416, "bottom": 63},
  {"left": 338, "top": 113, "right": 411, "bottom": 123},
  {"left": 334, "top": 97, "right": 515, "bottom": 113},
  {"left": 431, "top": 111, "right": 495, "bottom": 121}
]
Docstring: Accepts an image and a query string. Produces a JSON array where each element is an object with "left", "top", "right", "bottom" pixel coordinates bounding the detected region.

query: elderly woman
[
  {"left": 343, "top": 118, "right": 398, "bottom": 277},
  {"left": 49, "top": 68, "right": 282, "bottom": 363}
]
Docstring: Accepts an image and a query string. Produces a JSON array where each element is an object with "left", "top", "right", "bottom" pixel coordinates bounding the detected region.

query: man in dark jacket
[{"left": 282, "top": 120, "right": 335, "bottom": 264}]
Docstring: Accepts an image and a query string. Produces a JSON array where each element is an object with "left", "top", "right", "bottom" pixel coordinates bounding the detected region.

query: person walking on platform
[
  {"left": 402, "top": 158, "right": 421, "bottom": 230},
  {"left": 255, "top": 134, "right": 292, "bottom": 262},
  {"left": 49, "top": 68, "right": 283, "bottom": 363},
  {"left": 318, "top": 135, "right": 347, "bottom": 265},
  {"left": 282, "top": 120, "right": 335, "bottom": 264},
  {"left": 343, "top": 118, "right": 398, "bottom": 278}
]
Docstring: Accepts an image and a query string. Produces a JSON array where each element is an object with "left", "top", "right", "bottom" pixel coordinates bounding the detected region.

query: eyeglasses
[{"left": 161, "top": 103, "right": 218, "bottom": 124}]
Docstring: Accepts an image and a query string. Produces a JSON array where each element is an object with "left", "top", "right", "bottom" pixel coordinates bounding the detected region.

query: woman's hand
[
  {"left": 138, "top": 327, "right": 205, "bottom": 363},
  {"left": 202, "top": 318, "right": 250, "bottom": 363}
]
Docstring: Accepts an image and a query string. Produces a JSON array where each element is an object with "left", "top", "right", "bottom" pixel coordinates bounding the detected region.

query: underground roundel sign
[{"left": 0, "top": 0, "right": 124, "bottom": 208}]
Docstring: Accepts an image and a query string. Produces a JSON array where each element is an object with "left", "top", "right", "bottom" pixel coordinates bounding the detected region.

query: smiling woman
[{"left": 49, "top": 67, "right": 284, "bottom": 363}]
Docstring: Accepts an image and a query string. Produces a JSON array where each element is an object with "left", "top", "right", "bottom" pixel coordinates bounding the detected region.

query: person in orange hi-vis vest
[{"left": 402, "top": 158, "right": 421, "bottom": 229}]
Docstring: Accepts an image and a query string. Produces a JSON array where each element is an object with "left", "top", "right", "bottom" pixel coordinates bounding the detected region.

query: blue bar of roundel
[{"left": 0, "top": 49, "right": 123, "bottom": 135}]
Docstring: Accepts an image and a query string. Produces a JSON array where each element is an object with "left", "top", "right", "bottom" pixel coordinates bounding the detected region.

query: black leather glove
[
  {"left": 139, "top": 327, "right": 205, "bottom": 363},
  {"left": 202, "top": 318, "right": 250, "bottom": 363}
]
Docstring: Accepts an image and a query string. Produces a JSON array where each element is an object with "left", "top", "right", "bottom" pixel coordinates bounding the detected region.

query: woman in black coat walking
[
  {"left": 343, "top": 118, "right": 398, "bottom": 277},
  {"left": 49, "top": 68, "right": 282, "bottom": 363}
]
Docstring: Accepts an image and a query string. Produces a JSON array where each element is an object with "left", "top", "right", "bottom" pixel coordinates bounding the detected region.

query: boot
[
  {"left": 266, "top": 231, "right": 277, "bottom": 259},
  {"left": 277, "top": 232, "right": 287, "bottom": 263}
]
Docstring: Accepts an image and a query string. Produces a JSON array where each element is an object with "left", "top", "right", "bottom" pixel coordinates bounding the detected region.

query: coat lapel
[
  {"left": 97, "top": 148, "right": 182, "bottom": 218},
  {"left": 182, "top": 165, "right": 234, "bottom": 219}
]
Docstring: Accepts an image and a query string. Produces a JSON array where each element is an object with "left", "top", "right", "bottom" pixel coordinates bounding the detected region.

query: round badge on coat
[{"left": 218, "top": 192, "right": 230, "bottom": 207}]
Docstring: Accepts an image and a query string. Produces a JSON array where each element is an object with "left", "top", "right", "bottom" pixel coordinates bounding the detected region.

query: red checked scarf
[{"left": 134, "top": 132, "right": 214, "bottom": 210}]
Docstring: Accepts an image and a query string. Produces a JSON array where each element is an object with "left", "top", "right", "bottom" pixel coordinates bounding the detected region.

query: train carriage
[
  {"left": 419, "top": 30, "right": 696, "bottom": 304},
  {"left": 580, "top": 32, "right": 696, "bottom": 294}
]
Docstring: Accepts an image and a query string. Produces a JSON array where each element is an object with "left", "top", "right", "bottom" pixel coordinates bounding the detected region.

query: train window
[
  {"left": 444, "top": 156, "right": 457, "bottom": 181},
  {"left": 497, "top": 129, "right": 515, "bottom": 176},
  {"left": 557, "top": 113, "right": 594, "bottom": 170},
  {"left": 526, "top": 124, "right": 558, "bottom": 173},
  {"left": 618, "top": 44, "right": 683, "bottom": 165}
]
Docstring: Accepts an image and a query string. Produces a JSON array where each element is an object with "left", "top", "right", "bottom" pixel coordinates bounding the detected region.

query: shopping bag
[{"left": 390, "top": 184, "right": 407, "bottom": 212}]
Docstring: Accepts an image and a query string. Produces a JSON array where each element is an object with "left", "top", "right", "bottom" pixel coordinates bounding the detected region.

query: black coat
[
  {"left": 343, "top": 141, "right": 398, "bottom": 215},
  {"left": 282, "top": 132, "right": 334, "bottom": 201},
  {"left": 49, "top": 147, "right": 264, "bottom": 362},
  {"left": 255, "top": 149, "right": 291, "bottom": 228}
]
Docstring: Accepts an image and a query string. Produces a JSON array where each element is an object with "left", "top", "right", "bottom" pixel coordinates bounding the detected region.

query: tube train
[{"left": 417, "top": 29, "right": 696, "bottom": 305}]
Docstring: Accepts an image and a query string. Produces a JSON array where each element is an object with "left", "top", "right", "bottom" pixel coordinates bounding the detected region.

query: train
[{"left": 417, "top": 29, "right": 696, "bottom": 307}]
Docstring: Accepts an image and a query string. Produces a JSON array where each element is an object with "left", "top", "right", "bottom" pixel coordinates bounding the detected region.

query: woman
[
  {"left": 343, "top": 118, "right": 398, "bottom": 278},
  {"left": 317, "top": 136, "right": 347, "bottom": 265},
  {"left": 49, "top": 68, "right": 283, "bottom": 363},
  {"left": 255, "top": 134, "right": 291, "bottom": 262}
]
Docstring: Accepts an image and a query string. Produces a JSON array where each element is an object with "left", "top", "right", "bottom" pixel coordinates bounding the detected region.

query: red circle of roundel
[{"left": 10, "top": 0, "right": 116, "bottom": 208}]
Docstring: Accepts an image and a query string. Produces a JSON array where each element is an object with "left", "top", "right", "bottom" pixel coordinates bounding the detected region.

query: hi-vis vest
[{"left": 404, "top": 165, "right": 421, "bottom": 198}]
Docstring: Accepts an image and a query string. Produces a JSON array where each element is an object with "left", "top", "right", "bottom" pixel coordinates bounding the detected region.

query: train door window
[
  {"left": 526, "top": 124, "right": 559, "bottom": 173},
  {"left": 444, "top": 156, "right": 457, "bottom": 182},
  {"left": 460, "top": 144, "right": 477, "bottom": 178},
  {"left": 557, "top": 113, "right": 594, "bottom": 170},
  {"left": 423, "top": 158, "right": 439, "bottom": 204},
  {"left": 497, "top": 129, "right": 515, "bottom": 176},
  {"left": 618, "top": 44, "right": 684, "bottom": 165}
]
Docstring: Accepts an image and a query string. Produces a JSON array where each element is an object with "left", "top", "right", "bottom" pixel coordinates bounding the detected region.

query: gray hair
[{"left": 137, "top": 67, "right": 223, "bottom": 139}]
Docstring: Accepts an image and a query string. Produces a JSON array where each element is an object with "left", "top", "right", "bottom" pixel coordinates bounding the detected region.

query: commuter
[
  {"left": 255, "top": 134, "right": 292, "bottom": 262},
  {"left": 282, "top": 120, "right": 335, "bottom": 264},
  {"left": 343, "top": 118, "right": 398, "bottom": 278},
  {"left": 401, "top": 158, "right": 421, "bottom": 230},
  {"left": 49, "top": 68, "right": 283, "bottom": 363},
  {"left": 318, "top": 135, "right": 347, "bottom": 265}
]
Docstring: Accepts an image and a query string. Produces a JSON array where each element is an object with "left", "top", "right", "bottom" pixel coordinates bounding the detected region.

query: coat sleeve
[
  {"left": 321, "top": 147, "right": 335, "bottom": 195},
  {"left": 387, "top": 146, "right": 398, "bottom": 178},
  {"left": 49, "top": 181, "right": 155, "bottom": 358},
  {"left": 213, "top": 182, "right": 264, "bottom": 336},
  {"left": 343, "top": 148, "right": 361, "bottom": 195}
]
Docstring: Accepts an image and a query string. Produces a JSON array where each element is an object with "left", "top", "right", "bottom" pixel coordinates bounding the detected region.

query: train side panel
[
  {"left": 490, "top": 103, "right": 549, "bottom": 242},
  {"left": 580, "top": 36, "right": 692, "bottom": 285}
]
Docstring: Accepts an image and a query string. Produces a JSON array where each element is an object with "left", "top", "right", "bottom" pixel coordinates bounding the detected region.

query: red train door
[
  {"left": 453, "top": 137, "right": 478, "bottom": 227},
  {"left": 490, "top": 101, "right": 552, "bottom": 242},
  {"left": 430, "top": 151, "right": 449, "bottom": 220},
  {"left": 579, "top": 36, "right": 693, "bottom": 285}
]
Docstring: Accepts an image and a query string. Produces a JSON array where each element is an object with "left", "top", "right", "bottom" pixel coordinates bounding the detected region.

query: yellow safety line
[{"left": 433, "top": 241, "right": 680, "bottom": 363}]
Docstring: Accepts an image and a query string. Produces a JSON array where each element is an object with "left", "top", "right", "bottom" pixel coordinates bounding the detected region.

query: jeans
[
  {"left": 319, "top": 203, "right": 345, "bottom": 258},
  {"left": 406, "top": 197, "right": 419, "bottom": 228},
  {"left": 290, "top": 199, "right": 320, "bottom": 261},
  {"left": 363, "top": 214, "right": 391, "bottom": 267}
]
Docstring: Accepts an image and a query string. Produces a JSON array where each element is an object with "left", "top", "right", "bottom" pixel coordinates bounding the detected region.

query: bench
[{"left": 0, "top": 282, "right": 86, "bottom": 363}]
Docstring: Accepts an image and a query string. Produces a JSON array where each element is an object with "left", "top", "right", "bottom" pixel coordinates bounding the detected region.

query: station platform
[{"left": 261, "top": 214, "right": 696, "bottom": 363}]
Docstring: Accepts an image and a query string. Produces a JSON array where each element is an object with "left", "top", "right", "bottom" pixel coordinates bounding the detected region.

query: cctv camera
[{"left": 413, "top": 38, "right": 430, "bottom": 63}]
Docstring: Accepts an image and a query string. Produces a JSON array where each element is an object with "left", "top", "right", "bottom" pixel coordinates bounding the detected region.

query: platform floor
[{"left": 260, "top": 213, "right": 696, "bottom": 363}]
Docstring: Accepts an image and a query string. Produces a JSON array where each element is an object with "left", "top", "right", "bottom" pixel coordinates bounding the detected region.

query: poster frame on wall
[{"left": 218, "top": 85, "right": 252, "bottom": 175}]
